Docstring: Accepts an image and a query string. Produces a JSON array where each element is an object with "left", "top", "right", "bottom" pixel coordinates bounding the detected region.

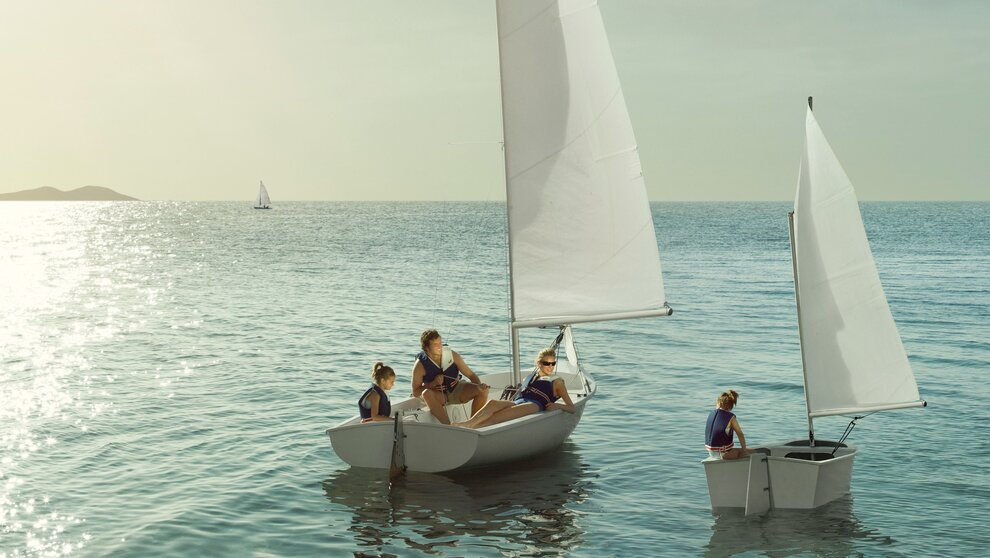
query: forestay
[
  {"left": 794, "top": 107, "right": 922, "bottom": 418},
  {"left": 497, "top": 0, "right": 668, "bottom": 328}
]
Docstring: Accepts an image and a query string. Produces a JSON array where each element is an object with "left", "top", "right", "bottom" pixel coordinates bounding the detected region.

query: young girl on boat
[
  {"left": 704, "top": 390, "right": 755, "bottom": 460},
  {"left": 359, "top": 362, "right": 396, "bottom": 423}
]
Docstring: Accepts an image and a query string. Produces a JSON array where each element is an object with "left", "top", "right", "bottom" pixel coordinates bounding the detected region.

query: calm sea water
[{"left": 1, "top": 201, "right": 987, "bottom": 557}]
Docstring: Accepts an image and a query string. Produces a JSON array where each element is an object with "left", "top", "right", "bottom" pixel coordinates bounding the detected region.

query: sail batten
[
  {"left": 794, "top": 108, "right": 922, "bottom": 418},
  {"left": 497, "top": 0, "right": 667, "bottom": 326}
]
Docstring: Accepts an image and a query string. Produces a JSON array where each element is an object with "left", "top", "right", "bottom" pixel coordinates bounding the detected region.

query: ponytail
[
  {"left": 372, "top": 361, "right": 396, "bottom": 384},
  {"left": 716, "top": 389, "right": 739, "bottom": 410}
]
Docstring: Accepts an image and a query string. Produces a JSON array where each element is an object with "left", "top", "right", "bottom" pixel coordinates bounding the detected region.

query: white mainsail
[
  {"left": 328, "top": 0, "right": 669, "bottom": 474},
  {"left": 794, "top": 107, "right": 922, "bottom": 418},
  {"left": 498, "top": 0, "right": 668, "bottom": 328},
  {"left": 704, "top": 103, "right": 924, "bottom": 514},
  {"left": 255, "top": 181, "right": 271, "bottom": 208}
]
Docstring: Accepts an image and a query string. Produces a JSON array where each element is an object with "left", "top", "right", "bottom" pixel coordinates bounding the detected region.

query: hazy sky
[{"left": 2, "top": 0, "right": 988, "bottom": 201}]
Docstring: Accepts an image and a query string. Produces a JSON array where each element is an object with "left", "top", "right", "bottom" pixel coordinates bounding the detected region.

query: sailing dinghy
[
  {"left": 253, "top": 181, "right": 271, "bottom": 209},
  {"left": 327, "top": 0, "right": 672, "bottom": 473},
  {"left": 703, "top": 98, "right": 926, "bottom": 514}
]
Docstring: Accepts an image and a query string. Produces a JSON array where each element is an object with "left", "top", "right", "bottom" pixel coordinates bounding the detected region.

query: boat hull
[
  {"left": 703, "top": 439, "right": 856, "bottom": 512},
  {"left": 328, "top": 369, "right": 593, "bottom": 473}
]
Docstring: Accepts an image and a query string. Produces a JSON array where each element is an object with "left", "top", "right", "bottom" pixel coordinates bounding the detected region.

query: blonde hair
[
  {"left": 716, "top": 390, "right": 739, "bottom": 411},
  {"left": 372, "top": 361, "right": 395, "bottom": 384},
  {"left": 534, "top": 347, "right": 557, "bottom": 367}
]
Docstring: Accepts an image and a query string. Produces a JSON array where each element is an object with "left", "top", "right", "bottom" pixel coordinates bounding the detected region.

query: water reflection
[
  {"left": 705, "top": 497, "right": 894, "bottom": 557},
  {"left": 322, "top": 443, "right": 595, "bottom": 556}
]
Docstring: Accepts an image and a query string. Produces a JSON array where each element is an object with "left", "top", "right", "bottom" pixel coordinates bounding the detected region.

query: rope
[
  {"left": 431, "top": 205, "right": 443, "bottom": 329},
  {"left": 831, "top": 415, "right": 865, "bottom": 456}
]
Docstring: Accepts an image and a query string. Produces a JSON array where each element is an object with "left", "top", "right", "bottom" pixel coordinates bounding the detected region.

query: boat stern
[{"left": 702, "top": 441, "right": 857, "bottom": 512}]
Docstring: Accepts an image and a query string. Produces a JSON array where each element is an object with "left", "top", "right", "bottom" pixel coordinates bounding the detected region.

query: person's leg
[
  {"left": 423, "top": 389, "right": 451, "bottom": 424},
  {"left": 455, "top": 382, "right": 490, "bottom": 415},
  {"left": 456, "top": 400, "right": 514, "bottom": 428},
  {"left": 476, "top": 402, "right": 540, "bottom": 428},
  {"left": 722, "top": 448, "right": 748, "bottom": 460}
]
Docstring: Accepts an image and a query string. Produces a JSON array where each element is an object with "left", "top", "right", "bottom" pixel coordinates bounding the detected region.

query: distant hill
[{"left": 0, "top": 186, "right": 138, "bottom": 201}]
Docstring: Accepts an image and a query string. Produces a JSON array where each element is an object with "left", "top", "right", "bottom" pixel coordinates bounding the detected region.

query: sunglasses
[{"left": 540, "top": 360, "right": 557, "bottom": 366}]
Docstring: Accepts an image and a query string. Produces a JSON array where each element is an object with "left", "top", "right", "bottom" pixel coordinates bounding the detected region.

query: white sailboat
[
  {"left": 253, "top": 181, "right": 271, "bottom": 209},
  {"left": 703, "top": 98, "right": 926, "bottom": 514},
  {"left": 326, "top": 0, "right": 671, "bottom": 473}
]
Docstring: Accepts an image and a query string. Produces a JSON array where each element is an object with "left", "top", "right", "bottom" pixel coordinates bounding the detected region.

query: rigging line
[
  {"left": 503, "top": 199, "right": 513, "bottom": 363},
  {"left": 436, "top": 201, "right": 467, "bottom": 341},
  {"left": 831, "top": 414, "right": 869, "bottom": 456},
  {"left": 431, "top": 202, "right": 444, "bottom": 330}
]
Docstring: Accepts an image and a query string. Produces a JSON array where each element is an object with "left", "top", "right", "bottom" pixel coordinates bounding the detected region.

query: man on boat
[{"left": 411, "top": 329, "right": 489, "bottom": 424}]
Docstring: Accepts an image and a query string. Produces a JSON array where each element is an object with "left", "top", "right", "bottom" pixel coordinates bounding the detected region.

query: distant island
[{"left": 0, "top": 186, "right": 138, "bottom": 201}]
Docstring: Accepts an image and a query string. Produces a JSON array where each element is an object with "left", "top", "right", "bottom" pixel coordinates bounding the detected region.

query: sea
[{"left": 1, "top": 200, "right": 987, "bottom": 557}]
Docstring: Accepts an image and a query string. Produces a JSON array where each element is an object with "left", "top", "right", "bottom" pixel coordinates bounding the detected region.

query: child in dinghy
[
  {"left": 705, "top": 390, "right": 756, "bottom": 460},
  {"left": 359, "top": 362, "right": 396, "bottom": 423}
]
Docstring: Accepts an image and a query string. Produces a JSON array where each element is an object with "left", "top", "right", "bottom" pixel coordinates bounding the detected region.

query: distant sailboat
[
  {"left": 253, "top": 181, "right": 271, "bottom": 209},
  {"left": 702, "top": 97, "right": 926, "bottom": 515}
]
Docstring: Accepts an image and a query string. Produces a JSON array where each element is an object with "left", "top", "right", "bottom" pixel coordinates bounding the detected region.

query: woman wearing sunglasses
[{"left": 453, "top": 347, "right": 575, "bottom": 429}]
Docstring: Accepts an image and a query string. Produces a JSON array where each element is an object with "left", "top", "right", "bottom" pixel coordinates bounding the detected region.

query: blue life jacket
[
  {"left": 358, "top": 384, "right": 391, "bottom": 420},
  {"left": 417, "top": 349, "right": 460, "bottom": 390},
  {"left": 516, "top": 375, "right": 559, "bottom": 411},
  {"left": 705, "top": 408, "right": 735, "bottom": 450}
]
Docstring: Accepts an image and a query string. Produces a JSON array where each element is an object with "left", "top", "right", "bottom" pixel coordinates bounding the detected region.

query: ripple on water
[{"left": 2, "top": 201, "right": 989, "bottom": 556}]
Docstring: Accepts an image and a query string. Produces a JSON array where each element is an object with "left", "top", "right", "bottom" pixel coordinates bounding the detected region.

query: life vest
[
  {"left": 417, "top": 347, "right": 460, "bottom": 390},
  {"left": 358, "top": 384, "right": 391, "bottom": 420},
  {"left": 517, "top": 375, "right": 560, "bottom": 411},
  {"left": 705, "top": 408, "right": 735, "bottom": 451}
]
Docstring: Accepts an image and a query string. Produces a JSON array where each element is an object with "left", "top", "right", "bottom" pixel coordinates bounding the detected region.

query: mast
[
  {"left": 792, "top": 95, "right": 815, "bottom": 445},
  {"left": 788, "top": 210, "right": 815, "bottom": 446},
  {"left": 494, "top": 1, "right": 521, "bottom": 386}
]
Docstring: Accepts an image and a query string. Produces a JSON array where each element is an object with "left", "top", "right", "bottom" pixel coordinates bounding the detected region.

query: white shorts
[{"left": 707, "top": 447, "right": 733, "bottom": 459}]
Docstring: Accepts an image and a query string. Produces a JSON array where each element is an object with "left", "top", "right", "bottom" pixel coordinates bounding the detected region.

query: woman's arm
[
  {"left": 729, "top": 417, "right": 747, "bottom": 450},
  {"left": 548, "top": 379, "right": 576, "bottom": 413}
]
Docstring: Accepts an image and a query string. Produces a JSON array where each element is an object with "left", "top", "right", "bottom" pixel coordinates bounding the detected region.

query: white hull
[
  {"left": 703, "top": 440, "right": 856, "bottom": 513},
  {"left": 327, "top": 367, "right": 594, "bottom": 473}
]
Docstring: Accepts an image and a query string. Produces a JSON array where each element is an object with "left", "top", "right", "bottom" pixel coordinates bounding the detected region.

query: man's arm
[
  {"left": 411, "top": 361, "right": 426, "bottom": 397},
  {"left": 453, "top": 351, "right": 486, "bottom": 386}
]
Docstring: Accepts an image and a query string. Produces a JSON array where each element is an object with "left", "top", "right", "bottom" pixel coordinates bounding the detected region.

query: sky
[{"left": 2, "top": 0, "right": 988, "bottom": 202}]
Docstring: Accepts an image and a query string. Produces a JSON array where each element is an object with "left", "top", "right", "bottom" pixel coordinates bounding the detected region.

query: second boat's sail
[{"left": 794, "top": 107, "right": 922, "bottom": 418}]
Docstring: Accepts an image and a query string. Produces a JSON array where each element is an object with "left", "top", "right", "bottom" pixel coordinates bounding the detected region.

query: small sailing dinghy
[
  {"left": 326, "top": 0, "right": 672, "bottom": 473},
  {"left": 253, "top": 181, "right": 271, "bottom": 209},
  {"left": 703, "top": 98, "right": 926, "bottom": 514}
]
